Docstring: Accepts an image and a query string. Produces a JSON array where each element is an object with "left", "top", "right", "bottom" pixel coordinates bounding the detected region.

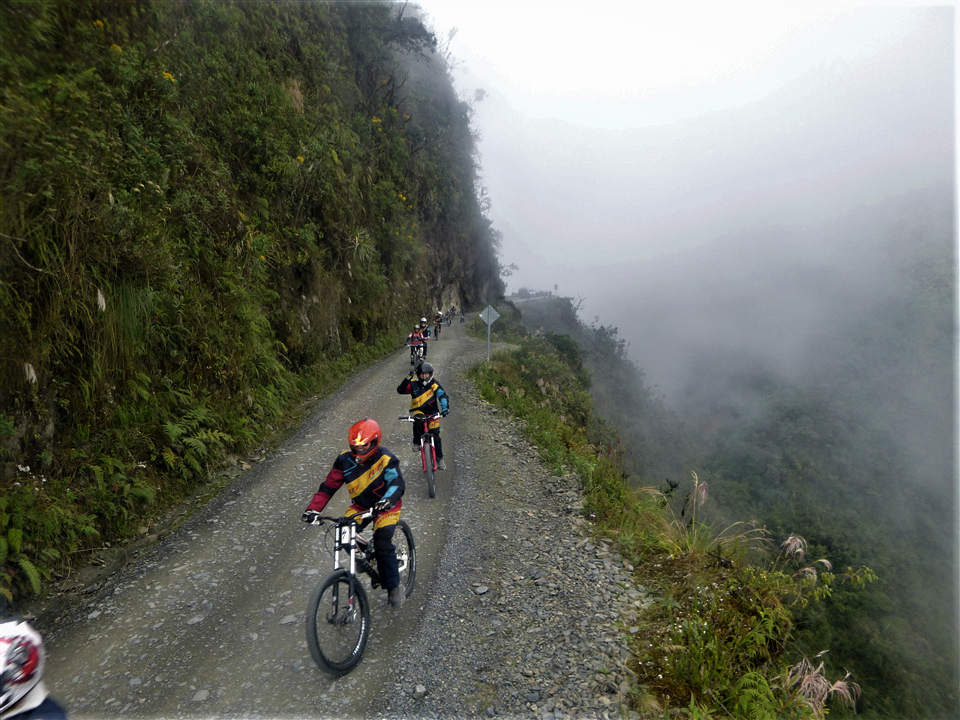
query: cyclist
[
  {"left": 406, "top": 325, "right": 424, "bottom": 364},
  {"left": 1, "top": 615, "right": 68, "bottom": 720},
  {"left": 433, "top": 311, "right": 443, "bottom": 338},
  {"left": 397, "top": 361, "right": 449, "bottom": 470},
  {"left": 419, "top": 318, "right": 430, "bottom": 356},
  {"left": 301, "top": 419, "right": 407, "bottom": 607}
]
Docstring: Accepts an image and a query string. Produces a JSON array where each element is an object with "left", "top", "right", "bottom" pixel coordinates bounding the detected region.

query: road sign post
[{"left": 478, "top": 305, "right": 500, "bottom": 360}]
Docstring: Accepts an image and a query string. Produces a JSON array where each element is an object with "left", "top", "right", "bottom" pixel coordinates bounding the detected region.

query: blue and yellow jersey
[
  {"left": 305, "top": 447, "right": 404, "bottom": 513},
  {"left": 397, "top": 377, "right": 448, "bottom": 415}
]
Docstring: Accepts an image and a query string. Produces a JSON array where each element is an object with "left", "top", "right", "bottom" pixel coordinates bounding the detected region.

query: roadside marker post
[{"left": 479, "top": 305, "right": 500, "bottom": 360}]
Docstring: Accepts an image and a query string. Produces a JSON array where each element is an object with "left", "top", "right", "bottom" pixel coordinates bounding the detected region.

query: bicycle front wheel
[
  {"left": 395, "top": 520, "right": 417, "bottom": 598},
  {"left": 305, "top": 570, "right": 371, "bottom": 676},
  {"left": 424, "top": 443, "right": 436, "bottom": 498}
]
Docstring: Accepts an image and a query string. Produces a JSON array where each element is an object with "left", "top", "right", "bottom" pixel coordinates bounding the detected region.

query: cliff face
[{"left": 0, "top": 0, "right": 503, "bottom": 597}]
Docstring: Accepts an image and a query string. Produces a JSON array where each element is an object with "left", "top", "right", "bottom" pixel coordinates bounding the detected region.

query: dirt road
[{"left": 38, "top": 321, "right": 474, "bottom": 718}]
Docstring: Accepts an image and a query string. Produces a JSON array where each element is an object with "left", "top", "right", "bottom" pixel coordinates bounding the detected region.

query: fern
[
  {"left": 163, "top": 420, "right": 185, "bottom": 442},
  {"left": 161, "top": 446, "right": 181, "bottom": 469},
  {"left": 7, "top": 527, "right": 23, "bottom": 554},
  {"left": 17, "top": 556, "right": 43, "bottom": 595},
  {"left": 183, "top": 436, "right": 208, "bottom": 457},
  {"left": 733, "top": 672, "right": 779, "bottom": 719}
]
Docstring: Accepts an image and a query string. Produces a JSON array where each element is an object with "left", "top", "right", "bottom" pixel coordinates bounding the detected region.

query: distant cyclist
[
  {"left": 406, "top": 325, "right": 424, "bottom": 364},
  {"left": 301, "top": 419, "right": 407, "bottom": 607},
  {"left": 419, "top": 318, "right": 430, "bottom": 356},
  {"left": 433, "top": 311, "right": 443, "bottom": 338},
  {"left": 397, "top": 361, "right": 449, "bottom": 469}
]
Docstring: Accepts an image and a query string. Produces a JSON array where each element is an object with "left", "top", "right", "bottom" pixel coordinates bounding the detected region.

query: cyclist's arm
[
  {"left": 305, "top": 461, "right": 346, "bottom": 512},
  {"left": 397, "top": 378, "right": 414, "bottom": 394},
  {"left": 379, "top": 460, "right": 405, "bottom": 504}
]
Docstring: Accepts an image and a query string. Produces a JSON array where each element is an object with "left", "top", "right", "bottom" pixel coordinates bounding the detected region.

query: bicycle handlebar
[
  {"left": 309, "top": 509, "right": 374, "bottom": 526},
  {"left": 398, "top": 413, "right": 442, "bottom": 422}
]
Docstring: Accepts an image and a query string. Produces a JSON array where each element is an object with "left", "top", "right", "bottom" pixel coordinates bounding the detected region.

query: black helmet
[{"left": 416, "top": 362, "right": 434, "bottom": 383}]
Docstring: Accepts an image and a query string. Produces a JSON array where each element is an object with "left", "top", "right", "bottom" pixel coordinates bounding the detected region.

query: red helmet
[{"left": 348, "top": 418, "right": 382, "bottom": 463}]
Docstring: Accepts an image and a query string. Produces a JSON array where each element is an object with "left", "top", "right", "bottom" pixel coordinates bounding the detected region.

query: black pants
[{"left": 373, "top": 524, "right": 400, "bottom": 590}]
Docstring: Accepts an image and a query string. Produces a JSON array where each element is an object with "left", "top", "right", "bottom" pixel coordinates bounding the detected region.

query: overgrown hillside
[
  {"left": 0, "top": 0, "right": 503, "bottom": 600},
  {"left": 510, "top": 297, "right": 695, "bottom": 485}
]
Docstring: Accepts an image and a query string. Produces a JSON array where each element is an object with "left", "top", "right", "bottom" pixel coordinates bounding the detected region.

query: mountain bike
[
  {"left": 399, "top": 412, "right": 442, "bottom": 498},
  {"left": 405, "top": 343, "right": 425, "bottom": 366},
  {"left": 304, "top": 509, "right": 416, "bottom": 676}
]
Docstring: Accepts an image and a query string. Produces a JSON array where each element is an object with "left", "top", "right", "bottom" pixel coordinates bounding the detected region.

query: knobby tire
[
  {"left": 423, "top": 442, "right": 436, "bottom": 499},
  {"left": 305, "top": 570, "right": 371, "bottom": 676},
  {"left": 394, "top": 520, "right": 417, "bottom": 598}
]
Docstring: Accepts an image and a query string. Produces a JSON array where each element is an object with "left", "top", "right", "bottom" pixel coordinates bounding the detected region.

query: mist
[
  {"left": 451, "top": 6, "right": 957, "bottom": 715},
  {"left": 475, "top": 7, "right": 954, "bottom": 438}
]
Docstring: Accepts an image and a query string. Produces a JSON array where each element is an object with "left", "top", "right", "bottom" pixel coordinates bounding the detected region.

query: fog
[
  {"left": 424, "top": 4, "right": 957, "bottom": 713},
  {"left": 458, "top": 7, "right": 954, "bottom": 404}
]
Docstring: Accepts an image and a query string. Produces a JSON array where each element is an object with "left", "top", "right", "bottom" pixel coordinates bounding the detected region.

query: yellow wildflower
[
  {"left": 296, "top": 156, "right": 305, "bottom": 163},
  {"left": 111, "top": 44, "right": 122, "bottom": 53},
  {"left": 93, "top": 19, "right": 104, "bottom": 28},
  {"left": 162, "top": 71, "right": 176, "bottom": 83}
]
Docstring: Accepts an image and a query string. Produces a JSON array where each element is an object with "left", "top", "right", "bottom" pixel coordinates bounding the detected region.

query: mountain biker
[
  {"left": 419, "top": 318, "right": 430, "bottom": 356},
  {"left": 1, "top": 615, "right": 69, "bottom": 720},
  {"left": 397, "top": 362, "right": 449, "bottom": 470},
  {"left": 301, "top": 418, "right": 407, "bottom": 607},
  {"left": 406, "top": 325, "right": 424, "bottom": 363},
  {"left": 433, "top": 311, "right": 443, "bottom": 338}
]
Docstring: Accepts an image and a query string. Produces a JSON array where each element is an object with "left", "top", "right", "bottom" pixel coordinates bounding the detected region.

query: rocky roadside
[{"left": 373, "top": 352, "right": 660, "bottom": 720}]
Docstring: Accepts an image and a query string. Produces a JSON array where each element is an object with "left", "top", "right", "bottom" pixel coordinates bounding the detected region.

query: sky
[
  {"left": 416, "top": 1, "right": 958, "bottom": 283},
  {"left": 422, "top": 2, "right": 915, "bottom": 130}
]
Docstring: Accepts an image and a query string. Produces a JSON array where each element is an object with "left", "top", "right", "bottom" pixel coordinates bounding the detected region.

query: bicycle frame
[
  {"left": 400, "top": 413, "right": 441, "bottom": 468},
  {"left": 305, "top": 509, "right": 416, "bottom": 675},
  {"left": 405, "top": 343, "right": 425, "bottom": 365},
  {"left": 399, "top": 413, "right": 441, "bottom": 497}
]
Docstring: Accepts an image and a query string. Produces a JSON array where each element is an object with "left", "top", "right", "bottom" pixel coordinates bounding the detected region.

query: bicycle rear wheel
[
  {"left": 423, "top": 443, "right": 436, "bottom": 498},
  {"left": 394, "top": 519, "right": 417, "bottom": 598},
  {"left": 305, "top": 570, "right": 371, "bottom": 676}
]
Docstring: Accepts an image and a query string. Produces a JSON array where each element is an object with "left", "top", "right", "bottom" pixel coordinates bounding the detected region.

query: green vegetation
[
  {"left": 469, "top": 332, "right": 875, "bottom": 718},
  {"left": 502, "top": 281, "right": 956, "bottom": 719},
  {"left": 0, "top": 0, "right": 503, "bottom": 601}
]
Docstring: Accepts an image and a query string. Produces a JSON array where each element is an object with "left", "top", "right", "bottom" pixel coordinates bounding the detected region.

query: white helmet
[{"left": 1, "top": 618, "right": 45, "bottom": 713}]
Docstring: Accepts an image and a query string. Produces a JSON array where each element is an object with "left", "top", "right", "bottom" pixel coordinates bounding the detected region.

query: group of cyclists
[
  {"left": 0, "top": 309, "right": 467, "bottom": 714},
  {"left": 301, "top": 310, "right": 454, "bottom": 609},
  {"left": 404, "top": 309, "right": 459, "bottom": 364}
]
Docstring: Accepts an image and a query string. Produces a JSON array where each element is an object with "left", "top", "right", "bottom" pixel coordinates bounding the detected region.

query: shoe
[
  {"left": 437, "top": 458, "right": 446, "bottom": 470},
  {"left": 413, "top": 443, "right": 420, "bottom": 453},
  {"left": 388, "top": 586, "right": 404, "bottom": 607}
]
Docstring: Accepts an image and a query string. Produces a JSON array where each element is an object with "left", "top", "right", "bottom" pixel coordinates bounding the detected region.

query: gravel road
[{"left": 30, "top": 320, "right": 654, "bottom": 720}]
